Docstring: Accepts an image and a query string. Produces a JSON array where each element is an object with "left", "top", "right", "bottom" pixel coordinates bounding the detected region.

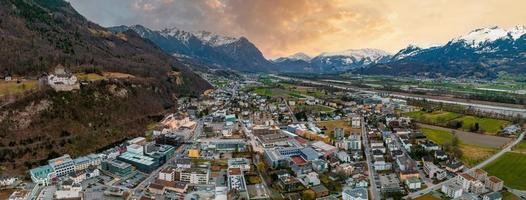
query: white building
[
  {"left": 179, "top": 168, "right": 210, "bottom": 184},
  {"left": 441, "top": 182, "right": 463, "bottom": 199},
  {"left": 48, "top": 155, "right": 75, "bottom": 177},
  {"left": 336, "top": 151, "right": 352, "bottom": 163},
  {"left": 342, "top": 187, "right": 368, "bottom": 200},
  {"left": 159, "top": 166, "right": 177, "bottom": 182},
  {"left": 47, "top": 65, "right": 79, "bottom": 91}
]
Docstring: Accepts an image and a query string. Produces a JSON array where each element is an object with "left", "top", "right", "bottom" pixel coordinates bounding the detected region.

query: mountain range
[
  {"left": 114, "top": 24, "right": 526, "bottom": 78},
  {"left": 359, "top": 26, "right": 526, "bottom": 78},
  {"left": 109, "top": 25, "right": 274, "bottom": 72},
  {"left": 273, "top": 49, "right": 392, "bottom": 73}
]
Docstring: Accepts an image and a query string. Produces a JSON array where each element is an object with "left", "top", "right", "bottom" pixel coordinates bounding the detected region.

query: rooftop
[{"left": 118, "top": 152, "right": 155, "bottom": 166}]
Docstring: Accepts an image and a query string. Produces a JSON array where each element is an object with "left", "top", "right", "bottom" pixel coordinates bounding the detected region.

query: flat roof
[
  {"left": 290, "top": 155, "right": 307, "bottom": 165},
  {"left": 119, "top": 152, "right": 155, "bottom": 166}
]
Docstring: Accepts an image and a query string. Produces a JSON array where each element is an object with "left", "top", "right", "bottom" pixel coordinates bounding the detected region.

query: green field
[
  {"left": 406, "top": 110, "right": 510, "bottom": 135},
  {"left": 414, "top": 193, "right": 440, "bottom": 200},
  {"left": 512, "top": 141, "right": 526, "bottom": 153},
  {"left": 76, "top": 73, "right": 105, "bottom": 81},
  {"left": 252, "top": 87, "right": 305, "bottom": 99},
  {"left": 421, "top": 128, "right": 497, "bottom": 166},
  {"left": 457, "top": 116, "right": 510, "bottom": 134},
  {"left": 295, "top": 104, "right": 335, "bottom": 113},
  {"left": 0, "top": 80, "right": 38, "bottom": 96},
  {"left": 502, "top": 191, "right": 522, "bottom": 200},
  {"left": 483, "top": 152, "right": 526, "bottom": 190},
  {"left": 405, "top": 110, "right": 463, "bottom": 124}
]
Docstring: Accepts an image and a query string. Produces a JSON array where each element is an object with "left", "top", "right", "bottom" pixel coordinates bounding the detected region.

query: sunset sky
[{"left": 69, "top": 0, "right": 526, "bottom": 59}]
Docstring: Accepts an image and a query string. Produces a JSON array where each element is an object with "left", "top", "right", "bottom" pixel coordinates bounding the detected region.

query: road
[
  {"left": 362, "top": 118, "right": 381, "bottom": 200},
  {"left": 283, "top": 97, "right": 298, "bottom": 123},
  {"left": 405, "top": 131, "right": 525, "bottom": 199}
]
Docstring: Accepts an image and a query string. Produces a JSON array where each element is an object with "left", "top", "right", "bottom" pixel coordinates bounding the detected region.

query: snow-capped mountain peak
[
  {"left": 317, "top": 48, "right": 392, "bottom": 61},
  {"left": 159, "top": 27, "right": 194, "bottom": 42},
  {"left": 287, "top": 52, "right": 312, "bottom": 61},
  {"left": 508, "top": 25, "right": 526, "bottom": 40},
  {"left": 452, "top": 26, "right": 526, "bottom": 48},
  {"left": 192, "top": 31, "right": 239, "bottom": 47}
]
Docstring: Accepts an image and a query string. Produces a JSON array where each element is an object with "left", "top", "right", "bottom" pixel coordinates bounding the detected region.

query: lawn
[
  {"left": 406, "top": 110, "right": 510, "bottom": 135},
  {"left": 252, "top": 87, "right": 304, "bottom": 99},
  {"left": 0, "top": 80, "right": 38, "bottom": 96},
  {"left": 483, "top": 152, "right": 526, "bottom": 190},
  {"left": 296, "top": 104, "right": 335, "bottom": 113},
  {"left": 512, "top": 141, "right": 526, "bottom": 153},
  {"left": 457, "top": 116, "right": 510, "bottom": 135},
  {"left": 414, "top": 193, "right": 440, "bottom": 200},
  {"left": 76, "top": 73, "right": 105, "bottom": 81},
  {"left": 405, "top": 110, "right": 463, "bottom": 125},
  {"left": 317, "top": 120, "right": 360, "bottom": 138},
  {"left": 421, "top": 128, "right": 497, "bottom": 166},
  {"left": 502, "top": 191, "right": 522, "bottom": 200}
]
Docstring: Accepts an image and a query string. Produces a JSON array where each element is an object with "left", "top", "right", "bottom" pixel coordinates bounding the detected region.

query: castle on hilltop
[{"left": 46, "top": 64, "right": 79, "bottom": 91}]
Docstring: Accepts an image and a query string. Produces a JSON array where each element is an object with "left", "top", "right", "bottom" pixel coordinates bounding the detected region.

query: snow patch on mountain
[
  {"left": 192, "top": 31, "right": 238, "bottom": 47},
  {"left": 287, "top": 52, "right": 312, "bottom": 61},
  {"left": 452, "top": 26, "right": 526, "bottom": 48},
  {"left": 318, "top": 48, "right": 391, "bottom": 60}
]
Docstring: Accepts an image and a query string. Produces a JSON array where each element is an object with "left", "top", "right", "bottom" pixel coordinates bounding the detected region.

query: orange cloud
[{"left": 69, "top": 0, "right": 526, "bottom": 58}]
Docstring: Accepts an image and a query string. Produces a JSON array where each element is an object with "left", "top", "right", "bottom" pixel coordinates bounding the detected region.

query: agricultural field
[
  {"left": 0, "top": 80, "right": 38, "bottom": 96},
  {"left": 421, "top": 128, "right": 497, "bottom": 166},
  {"left": 252, "top": 87, "right": 305, "bottom": 99},
  {"left": 483, "top": 152, "right": 526, "bottom": 190},
  {"left": 406, "top": 110, "right": 510, "bottom": 135}
]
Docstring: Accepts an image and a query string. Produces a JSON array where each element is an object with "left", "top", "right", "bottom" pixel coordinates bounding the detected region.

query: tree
[{"left": 301, "top": 189, "right": 316, "bottom": 200}]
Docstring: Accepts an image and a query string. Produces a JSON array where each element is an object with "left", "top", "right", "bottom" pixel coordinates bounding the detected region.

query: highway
[{"left": 405, "top": 131, "right": 525, "bottom": 199}]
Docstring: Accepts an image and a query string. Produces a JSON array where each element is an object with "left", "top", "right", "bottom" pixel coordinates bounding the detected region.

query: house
[
  {"left": 483, "top": 192, "right": 502, "bottom": 200},
  {"left": 373, "top": 157, "right": 392, "bottom": 171},
  {"left": 458, "top": 173, "right": 477, "bottom": 191},
  {"left": 311, "top": 185, "right": 330, "bottom": 198},
  {"left": 446, "top": 161, "right": 464, "bottom": 173},
  {"left": 277, "top": 175, "right": 302, "bottom": 192},
  {"left": 434, "top": 150, "right": 448, "bottom": 160},
  {"left": 469, "top": 169, "right": 488, "bottom": 182},
  {"left": 299, "top": 172, "right": 321, "bottom": 187},
  {"left": 485, "top": 176, "right": 504, "bottom": 192},
  {"left": 334, "top": 163, "right": 354, "bottom": 176},
  {"left": 379, "top": 173, "right": 402, "bottom": 194},
  {"left": 312, "top": 159, "right": 329, "bottom": 173},
  {"left": 441, "top": 182, "right": 463, "bottom": 199},
  {"left": 404, "top": 177, "right": 422, "bottom": 191},
  {"left": 423, "top": 161, "right": 446, "bottom": 180},
  {"left": 334, "top": 128, "right": 345, "bottom": 140},
  {"left": 342, "top": 187, "right": 368, "bottom": 200},
  {"left": 421, "top": 141, "right": 440, "bottom": 152},
  {"left": 336, "top": 151, "right": 352, "bottom": 163}
]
